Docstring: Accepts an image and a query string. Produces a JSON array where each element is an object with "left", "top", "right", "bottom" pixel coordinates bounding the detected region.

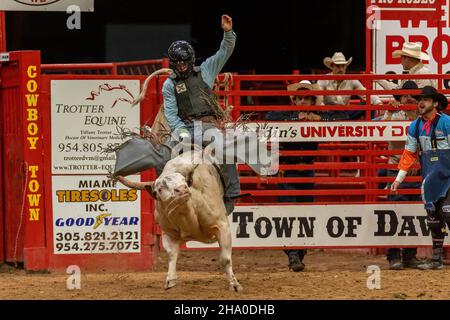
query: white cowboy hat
[
  {"left": 392, "top": 42, "right": 429, "bottom": 61},
  {"left": 287, "top": 80, "right": 322, "bottom": 105},
  {"left": 323, "top": 52, "right": 353, "bottom": 69},
  {"left": 287, "top": 79, "right": 314, "bottom": 92}
]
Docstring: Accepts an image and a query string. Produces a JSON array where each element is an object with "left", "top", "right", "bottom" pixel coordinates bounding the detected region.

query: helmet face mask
[{"left": 168, "top": 40, "right": 195, "bottom": 78}]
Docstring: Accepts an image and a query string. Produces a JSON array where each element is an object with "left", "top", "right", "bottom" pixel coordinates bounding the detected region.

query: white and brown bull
[{"left": 116, "top": 150, "right": 242, "bottom": 292}]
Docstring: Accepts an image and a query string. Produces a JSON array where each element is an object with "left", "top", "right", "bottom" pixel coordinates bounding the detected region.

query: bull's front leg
[
  {"left": 162, "top": 233, "right": 181, "bottom": 289},
  {"left": 215, "top": 224, "right": 243, "bottom": 292}
]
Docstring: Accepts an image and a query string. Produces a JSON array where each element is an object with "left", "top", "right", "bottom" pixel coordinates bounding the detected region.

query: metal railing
[
  {"left": 212, "top": 72, "right": 450, "bottom": 204},
  {"left": 41, "top": 58, "right": 169, "bottom": 75}
]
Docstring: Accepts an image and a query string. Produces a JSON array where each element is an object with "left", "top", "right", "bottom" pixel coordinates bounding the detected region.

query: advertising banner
[
  {"left": 50, "top": 79, "right": 142, "bottom": 256},
  {"left": 245, "top": 121, "right": 411, "bottom": 142},
  {"left": 372, "top": 0, "right": 449, "bottom": 76},
  {"left": 52, "top": 175, "right": 141, "bottom": 255},
  {"left": 186, "top": 204, "right": 447, "bottom": 249},
  {"left": 51, "top": 80, "right": 141, "bottom": 175}
]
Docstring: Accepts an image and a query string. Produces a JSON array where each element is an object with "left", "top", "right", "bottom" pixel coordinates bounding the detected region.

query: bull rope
[{"left": 14, "top": 161, "right": 29, "bottom": 268}]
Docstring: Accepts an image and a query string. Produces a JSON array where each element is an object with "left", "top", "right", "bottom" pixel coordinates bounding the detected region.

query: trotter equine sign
[{"left": 0, "top": 0, "right": 94, "bottom": 11}]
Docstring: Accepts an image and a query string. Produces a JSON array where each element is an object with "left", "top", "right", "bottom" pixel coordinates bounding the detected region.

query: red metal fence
[
  {"left": 41, "top": 58, "right": 170, "bottom": 75},
  {"left": 212, "top": 73, "right": 449, "bottom": 206}
]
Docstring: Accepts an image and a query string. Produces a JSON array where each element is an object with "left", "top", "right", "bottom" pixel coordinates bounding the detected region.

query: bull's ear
[{"left": 144, "top": 182, "right": 157, "bottom": 199}]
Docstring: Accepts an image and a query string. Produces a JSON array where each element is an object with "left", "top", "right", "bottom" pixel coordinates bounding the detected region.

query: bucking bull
[
  {"left": 116, "top": 150, "right": 242, "bottom": 291},
  {"left": 111, "top": 68, "right": 245, "bottom": 292}
]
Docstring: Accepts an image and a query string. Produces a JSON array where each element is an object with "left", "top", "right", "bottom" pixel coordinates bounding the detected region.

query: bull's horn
[
  {"left": 131, "top": 68, "right": 173, "bottom": 107},
  {"left": 116, "top": 175, "right": 153, "bottom": 191}
]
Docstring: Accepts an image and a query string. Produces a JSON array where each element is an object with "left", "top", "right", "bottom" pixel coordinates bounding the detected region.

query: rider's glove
[{"left": 178, "top": 128, "right": 191, "bottom": 141}]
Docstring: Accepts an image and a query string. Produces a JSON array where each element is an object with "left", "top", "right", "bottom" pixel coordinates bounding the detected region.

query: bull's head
[
  {"left": 153, "top": 172, "right": 192, "bottom": 203},
  {"left": 115, "top": 167, "right": 195, "bottom": 204}
]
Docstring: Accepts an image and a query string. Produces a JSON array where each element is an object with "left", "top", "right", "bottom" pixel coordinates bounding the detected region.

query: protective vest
[
  {"left": 170, "top": 67, "right": 219, "bottom": 123},
  {"left": 414, "top": 115, "right": 450, "bottom": 212}
]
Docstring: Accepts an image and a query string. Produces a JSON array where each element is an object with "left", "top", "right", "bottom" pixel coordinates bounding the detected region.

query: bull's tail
[{"left": 131, "top": 68, "right": 173, "bottom": 107}]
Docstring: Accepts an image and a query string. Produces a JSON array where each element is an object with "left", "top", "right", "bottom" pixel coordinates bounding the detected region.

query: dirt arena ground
[{"left": 1, "top": 249, "right": 449, "bottom": 300}]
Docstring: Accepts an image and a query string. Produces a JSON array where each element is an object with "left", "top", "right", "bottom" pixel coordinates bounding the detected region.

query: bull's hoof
[
  {"left": 229, "top": 282, "right": 243, "bottom": 292},
  {"left": 164, "top": 278, "right": 178, "bottom": 290}
]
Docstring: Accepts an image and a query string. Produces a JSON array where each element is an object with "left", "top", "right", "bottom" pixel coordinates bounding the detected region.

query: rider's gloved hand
[{"left": 178, "top": 128, "right": 191, "bottom": 141}]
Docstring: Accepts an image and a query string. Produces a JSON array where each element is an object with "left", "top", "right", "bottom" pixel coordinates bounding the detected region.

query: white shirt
[
  {"left": 377, "top": 63, "right": 436, "bottom": 90},
  {"left": 317, "top": 74, "right": 383, "bottom": 105}
]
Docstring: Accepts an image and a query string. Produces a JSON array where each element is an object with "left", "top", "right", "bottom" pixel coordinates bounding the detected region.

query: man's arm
[
  {"left": 416, "top": 78, "right": 437, "bottom": 89},
  {"left": 353, "top": 80, "right": 383, "bottom": 105},
  {"left": 317, "top": 110, "right": 352, "bottom": 121},
  {"left": 376, "top": 79, "right": 398, "bottom": 90},
  {"left": 391, "top": 120, "right": 420, "bottom": 191},
  {"left": 265, "top": 111, "right": 299, "bottom": 121},
  {"left": 162, "top": 79, "right": 187, "bottom": 132},
  {"left": 316, "top": 79, "right": 328, "bottom": 91},
  {"left": 200, "top": 15, "right": 236, "bottom": 88}
]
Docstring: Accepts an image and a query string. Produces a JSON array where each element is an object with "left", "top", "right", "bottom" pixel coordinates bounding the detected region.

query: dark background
[{"left": 5, "top": 0, "right": 366, "bottom": 74}]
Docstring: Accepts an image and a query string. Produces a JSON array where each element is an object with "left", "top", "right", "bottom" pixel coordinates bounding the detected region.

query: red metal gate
[
  {"left": 0, "top": 54, "right": 22, "bottom": 266},
  {"left": 0, "top": 51, "right": 162, "bottom": 271},
  {"left": 0, "top": 51, "right": 47, "bottom": 269}
]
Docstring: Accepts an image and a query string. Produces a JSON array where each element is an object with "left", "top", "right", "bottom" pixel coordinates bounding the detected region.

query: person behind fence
[
  {"left": 391, "top": 86, "right": 450, "bottom": 270},
  {"left": 376, "top": 42, "right": 436, "bottom": 90},
  {"left": 317, "top": 52, "right": 383, "bottom": 120},
  {"left": 264, "top": 80, "right": 322, "bottom": 272},
  {"left": 382, "top": 80, "right": 422, "bottom": 270},
  {"left": 162, "top": 14, "right": 242, "bottom": 214}
]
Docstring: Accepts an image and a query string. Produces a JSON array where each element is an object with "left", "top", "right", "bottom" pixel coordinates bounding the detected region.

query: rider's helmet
[{"left": 168, "top": 40, "right": 195, "bottom": 79}]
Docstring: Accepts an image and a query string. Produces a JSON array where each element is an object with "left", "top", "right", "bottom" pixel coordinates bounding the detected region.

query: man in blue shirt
[
  {"left": 162, "top": 15, "right": 240, "bottom": 214},
  {"left": 392, "top": 86, "right": 450, "bottom": 270}
]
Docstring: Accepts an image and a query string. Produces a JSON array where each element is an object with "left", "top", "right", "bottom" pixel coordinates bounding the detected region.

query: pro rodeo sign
[{"left": 0, "top": 0, "right": 94, "bottom": 11}]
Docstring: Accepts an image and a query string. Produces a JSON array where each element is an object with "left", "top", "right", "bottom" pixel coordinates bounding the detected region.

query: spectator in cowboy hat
[
  {"left": 317, "top": 52, "right": 383, "bottom": 120},
  {"left": 377, "top": 42, "right": 436, "bottom": 90},
  {"left": 265, "top": 80, "right": 328, "bottom": 272},
  {"left": 381, "top": 80, "right": 422, "bottom": 270},
  {"left": 420, "top": 85, "right": 449, "bottom": 112},
  {"left": 383, "top": 80, "right": 422, "bottom": 121},
  {"left": 286, "top": 80, "right": 322, "bottom": 120}
]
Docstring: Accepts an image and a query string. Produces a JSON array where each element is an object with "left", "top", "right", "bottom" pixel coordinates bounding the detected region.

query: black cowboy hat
[
  {"left": 394, "top": 80, "right": 421, "bottom": 102},
  {"left": 420, "top": 86, "right": 449, "bottom": 111}
]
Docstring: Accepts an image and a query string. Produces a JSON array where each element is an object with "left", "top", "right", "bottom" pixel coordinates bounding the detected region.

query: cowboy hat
[
  {"left": 323, "top": 52, "right": 353, "bottom": 69},
  {"left": 392, "top": 42, "right": 430, "bottom": 61},
  {"left": 394, "top": 80, "right": 421, "bottom": 102},
  {"left": 287, "top": 79, "right": 314, "bottom": 92},
  {"left": 287, "top": 80, "right": 322, "bottom": 105},
  {"left": 419, "top": 86, "right": 448, "bottom": 111}
]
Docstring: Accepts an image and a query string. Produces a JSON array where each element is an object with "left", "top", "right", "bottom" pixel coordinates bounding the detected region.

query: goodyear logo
[{"left": 55, "top": 214, "right": 139, "bottom": 228}]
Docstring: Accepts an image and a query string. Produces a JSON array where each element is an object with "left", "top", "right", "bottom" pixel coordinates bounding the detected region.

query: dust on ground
[{"left": 1, "top": 249, "right": 449, "bottom": 300}]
